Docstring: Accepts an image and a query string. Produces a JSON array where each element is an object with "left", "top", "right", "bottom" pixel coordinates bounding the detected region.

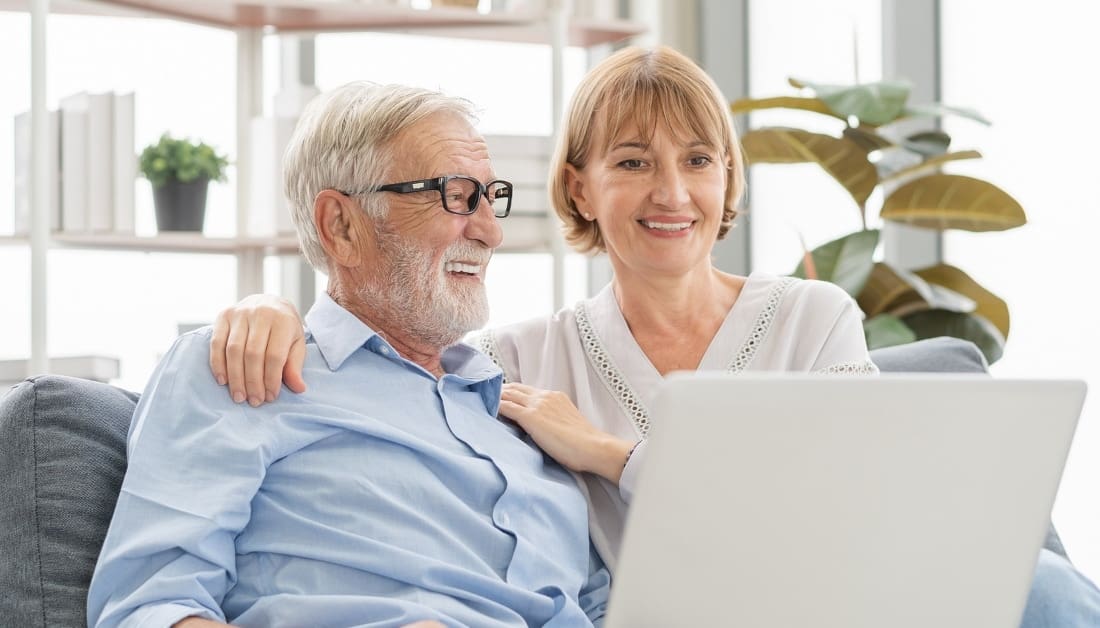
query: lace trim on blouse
[
  {"left": 725, "top": 276, "right": 797, "bottom": 372},
  {"left": 574, "top": 278, "right": 799, "bottom": 436},
  {"left": 814, "top": 360, "right": 879, "bottom": 375},
  {"left": 575, "top": 301, "right": 653, "bottom": 437},
  {"left": 469, "top": 329, "right": 509, "bottom": 383}
]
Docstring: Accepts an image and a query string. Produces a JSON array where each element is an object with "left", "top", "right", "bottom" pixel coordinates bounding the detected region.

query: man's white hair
[{"left": 282, "top": 82, "right": 478, "bottom": 273}]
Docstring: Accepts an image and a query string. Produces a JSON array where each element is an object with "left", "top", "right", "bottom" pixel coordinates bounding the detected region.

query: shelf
[
  {"left": 1, "top": 218, "right": 552, "bottom": 254},
  {"left": 0, "top": 0, "right": 645, "bottom": 46},
  {"left": 0, "top": 232, "right": 301, "bottom": 255}
]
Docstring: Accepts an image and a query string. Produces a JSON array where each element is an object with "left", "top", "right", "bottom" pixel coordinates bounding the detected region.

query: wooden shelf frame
[{"left": 0, "top": 0, "right": 645, "bottom": 46}]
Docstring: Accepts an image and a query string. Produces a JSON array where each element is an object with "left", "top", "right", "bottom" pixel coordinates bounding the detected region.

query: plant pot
[{"left": 153, "top": 176, "right": 209, "bottom": 232}]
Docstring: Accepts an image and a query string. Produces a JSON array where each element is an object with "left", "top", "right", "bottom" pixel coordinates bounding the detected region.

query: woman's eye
[
  {"left": 618, "top": 159, "right": 645, "bottom": 169},
  {"left": 688, "top": 155, "right": 713, "bottom": 167}
]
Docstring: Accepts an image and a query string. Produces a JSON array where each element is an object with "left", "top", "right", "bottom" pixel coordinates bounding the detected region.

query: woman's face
[{"left": 567, "top": 121, "right": 727, "bottom": 280}]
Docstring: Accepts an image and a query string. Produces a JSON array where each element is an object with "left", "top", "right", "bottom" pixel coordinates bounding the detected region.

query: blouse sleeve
[
  {"left": 617, "top": 439, "right": 648, "bottom": 504},
  {"left": 810, "top": 288, "right": 878, "bottom": 375}
]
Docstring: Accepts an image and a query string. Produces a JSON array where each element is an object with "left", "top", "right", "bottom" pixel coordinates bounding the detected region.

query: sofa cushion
[
  {"left": 0, "top": 375, "right": 137, "bottom": 628},
  {"left": 870, "top": 336, "right": 989, "bottom": 373}
]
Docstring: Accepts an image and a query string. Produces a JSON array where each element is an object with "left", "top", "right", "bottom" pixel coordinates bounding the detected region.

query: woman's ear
[
  {"left": 314, "top": 190, "right": 368, "bottom": 268},
  {"left": 564, "top": 163, "right": 593, "bottom": 221}
]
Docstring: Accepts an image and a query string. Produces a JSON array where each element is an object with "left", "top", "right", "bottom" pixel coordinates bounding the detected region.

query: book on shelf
[
  {"left": 13, "top": 109, "right": 62, "bottom": 235},
  {"left": 112, "top": 92, "right": 136, "bottom": 235},
  {"left": 85, "top": 91, "right": 115, "bottom": 233},
  {"left": 247, "top": 115, "right": 299, "bottom": 237},
  {"left": 59, "top": 93, "right": 89, "bottom": 232}
]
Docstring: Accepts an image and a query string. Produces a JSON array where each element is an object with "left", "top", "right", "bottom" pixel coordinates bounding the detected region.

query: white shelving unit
[{"left": 7, "top": 0, "right": 644, "bottom": 375}]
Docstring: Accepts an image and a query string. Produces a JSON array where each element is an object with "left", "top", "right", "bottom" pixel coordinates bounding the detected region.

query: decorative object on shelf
[
  {"left": 433, "top": 0, "right": 481, "bottom": 8},
  {"left": 732, "top": 78, "right": 1026, "bottom": 363},
  {"left": 139, "top": 133, "right": 229, "bottom": 232}
]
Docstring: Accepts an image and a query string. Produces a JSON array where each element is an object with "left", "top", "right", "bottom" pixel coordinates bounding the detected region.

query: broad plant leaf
[
  {"left": 902, "top": 309, "right": 1005, "bottom": 364},
  {"left": 880, "top": 150, "right": 983, "bottom": 186},
  {"left": 741, "top": 128, "right": 878, "bottom": 211},
  {"left": 915, "top": 263, "right": 1010, "bottom": 338},
  {"left": 790, "top": 78, "right": 912, "bottom": 126},
  {"left": 863, "top": 314, "right": 917, "bottom": 350},
  {"left": 843, "top": 125, "right": 894, "bottom": 153},
  {"left": 858, "top": 263, "right": 924, "bottom": 317},
  {"left": 903, "top": 130, "right": 952, "bottom": 156},
  {"left": 730, "top": 96, "right": 841, "bottom": 120},
  {"left": 902, "top": 103, "right": 992, "bottom": 126},
  {"left": 792, "top": 229, "right": 879, "bottom": 297},
  {"left": 857, "top": 262, "right": 975, "bottom": 318},
  {"left": 881, "top": 174, "right": 1027, "bottom": 232}
]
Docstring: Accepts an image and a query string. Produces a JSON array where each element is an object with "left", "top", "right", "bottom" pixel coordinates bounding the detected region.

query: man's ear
[
  {"left": 314, "top": 190, "right": 369, "bottom": 268},
  {"left": 564, "top": 163, "right": 593, "bottom": 220}
]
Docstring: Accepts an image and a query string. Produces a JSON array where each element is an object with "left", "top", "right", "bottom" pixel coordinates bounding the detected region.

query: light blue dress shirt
[{"left": 87, "top": 293, "right": 610, "bottom": 628}]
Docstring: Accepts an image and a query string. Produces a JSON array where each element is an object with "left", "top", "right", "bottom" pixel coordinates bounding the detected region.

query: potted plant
[
  {"left": 139, "top": 133, "right": 229, "bottom": 232},
  {"left": 732, "top": 79, "right": 1025, "bottom": 364}
]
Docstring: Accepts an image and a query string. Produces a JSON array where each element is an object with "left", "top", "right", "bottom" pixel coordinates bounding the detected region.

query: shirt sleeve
[
  {"left": 87, "top": 331, "right": 275, "bottom": 628},
  {"left": 579, "top": 542, "right": 612, "bottom": 625}
]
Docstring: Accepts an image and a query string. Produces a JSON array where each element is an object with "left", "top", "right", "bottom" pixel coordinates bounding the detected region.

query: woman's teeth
[{"left": 642, "top": 220, "right": 692, "bottom": 232}]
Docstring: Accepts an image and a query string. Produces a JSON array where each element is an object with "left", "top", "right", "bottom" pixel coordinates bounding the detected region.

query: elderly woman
[{"left": 208, "top": 46, "right": 1099, "bottom": 625}]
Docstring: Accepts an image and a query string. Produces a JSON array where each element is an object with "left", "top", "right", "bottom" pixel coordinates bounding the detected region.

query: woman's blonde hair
[{"left": 549, "top": 45, "right": 745, "bottom": 254}]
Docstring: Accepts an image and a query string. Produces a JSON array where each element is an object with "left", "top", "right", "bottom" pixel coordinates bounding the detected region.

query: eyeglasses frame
[{"left": 338, "top": 174, "right": 513, "bottom": 218}]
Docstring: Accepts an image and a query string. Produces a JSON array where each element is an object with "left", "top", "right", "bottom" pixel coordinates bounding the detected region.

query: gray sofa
[{"left": 0, "top": 337, "right": 1068, "bottom": 627}]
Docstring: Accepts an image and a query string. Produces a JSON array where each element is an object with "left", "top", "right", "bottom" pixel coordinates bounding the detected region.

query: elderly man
[{"left": 86, "top": 82, "right": 610, "bottom": 628}]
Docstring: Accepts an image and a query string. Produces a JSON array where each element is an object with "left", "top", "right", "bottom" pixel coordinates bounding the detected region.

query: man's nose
[{"left": 465, "top": 193, "right": 504, "bottom": 249}]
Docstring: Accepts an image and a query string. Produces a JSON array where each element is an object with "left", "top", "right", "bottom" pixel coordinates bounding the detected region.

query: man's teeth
[
  {"left": 642, "top": 220, "right": 692, "bottom": 231},
  {"left": 445, "top": 262, "right": 481, "bottom": 274}
]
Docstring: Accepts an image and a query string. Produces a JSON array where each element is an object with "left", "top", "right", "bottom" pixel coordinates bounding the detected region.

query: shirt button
[
  {"left": 379, "top": 346, "right": 390, "bottom": 355},
  {"left": 499, "top": 512, "right": 511, "bottom": 527}
]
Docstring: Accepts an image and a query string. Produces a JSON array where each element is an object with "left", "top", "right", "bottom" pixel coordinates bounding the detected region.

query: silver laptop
[{"left": 605, "top": 374, "right": 1086, "bottom": 628}]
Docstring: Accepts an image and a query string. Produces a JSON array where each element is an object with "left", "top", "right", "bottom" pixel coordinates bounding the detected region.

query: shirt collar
[
  {"left": 303, "top": 293, "right": 503, "bottom": 387},
  {"left": 303, "top": 292, "right": 379, "bottom": 372}
]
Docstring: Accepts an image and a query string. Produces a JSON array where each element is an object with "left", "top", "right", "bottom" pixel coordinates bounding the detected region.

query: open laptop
[{"left": 605, "top": 374, "right": 1086, "bottom": 628}]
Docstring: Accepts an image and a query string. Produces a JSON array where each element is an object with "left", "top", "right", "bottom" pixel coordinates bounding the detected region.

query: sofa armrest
[{"left": 0, "top": 375, "right": 138, "bottom": 628}]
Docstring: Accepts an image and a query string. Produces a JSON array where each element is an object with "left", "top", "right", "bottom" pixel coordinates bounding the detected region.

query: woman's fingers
[
  {"left": 209, "top": 309, "right": 231, "bottom": 387},
  {"left": 283, "top": 337, "right": 308, "bottom": 394},
  {"left": 241, "top": 317, "right": 273, "bottom": 406},
  {"left": 223, "top": 309, "right": 251, "bottom": 404},
  {"left": 262, "top": 320, "right": 306, "bottom": 399}
]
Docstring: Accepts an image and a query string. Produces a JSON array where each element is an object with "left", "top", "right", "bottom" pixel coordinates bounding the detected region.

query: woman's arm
[
  {"left": 209, "top": 294, "right": 308, "bottom": 406},
  {"left": 500, "top": 382, "right": 636, "bottom": 485}
]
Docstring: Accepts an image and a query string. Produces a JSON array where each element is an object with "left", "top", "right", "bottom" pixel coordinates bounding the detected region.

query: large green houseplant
[
  {"left": 731, "top": 79, "right": 1025, "bottom": 363},
  {"left": 139, "top": 133, "right": 229, "bottom": 232}
]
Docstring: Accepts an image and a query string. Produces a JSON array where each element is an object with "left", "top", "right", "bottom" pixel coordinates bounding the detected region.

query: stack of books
[{"left": 12, "top": 91, "right": 136, "bottom": 236}]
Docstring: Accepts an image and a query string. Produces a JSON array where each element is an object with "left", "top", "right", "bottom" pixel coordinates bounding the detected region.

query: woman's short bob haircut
[{"left": 549, "top": 45, "right": 745, "bottom": 255}]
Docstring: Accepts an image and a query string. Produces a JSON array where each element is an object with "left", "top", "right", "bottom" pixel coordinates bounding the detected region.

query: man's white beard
[{"left": 360, "top": 227, "right": 491, "bottom": 348}]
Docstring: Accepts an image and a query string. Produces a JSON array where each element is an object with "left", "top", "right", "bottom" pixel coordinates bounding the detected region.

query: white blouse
[{"left": 471, "top": 272, "right": 877, "bottom": 571}]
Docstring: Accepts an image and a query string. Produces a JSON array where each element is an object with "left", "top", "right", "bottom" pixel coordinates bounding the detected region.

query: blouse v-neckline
[{"left": 575, "top": 272, "right": 796, "bottom": 436}]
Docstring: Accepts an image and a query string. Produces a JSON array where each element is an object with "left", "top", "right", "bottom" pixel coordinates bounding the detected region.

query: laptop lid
[{"left": 605, "top": 374, "right": 1085, "bottom": 628}]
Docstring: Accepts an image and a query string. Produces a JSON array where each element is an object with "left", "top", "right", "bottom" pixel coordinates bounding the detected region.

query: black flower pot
[{"left": 153, "top": 176, "right": 210, "bottom": 232}]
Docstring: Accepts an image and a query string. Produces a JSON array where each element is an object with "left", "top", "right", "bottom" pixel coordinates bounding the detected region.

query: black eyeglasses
[{"left": 340, "top": 175, "right": 513, "bottom": 218}]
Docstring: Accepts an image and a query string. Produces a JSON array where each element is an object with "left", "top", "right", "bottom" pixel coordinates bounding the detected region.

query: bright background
[{"left": 2, "top": 0, "right": 1098, "bottom": 581}]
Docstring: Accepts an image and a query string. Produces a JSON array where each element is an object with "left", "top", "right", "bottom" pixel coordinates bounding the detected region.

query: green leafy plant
[
  {"left": 139, "top": 133, "right": 229, "bottom": 188},
  {"left": 732, "top": 78, "right": 1025, "bottom": 363}
]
